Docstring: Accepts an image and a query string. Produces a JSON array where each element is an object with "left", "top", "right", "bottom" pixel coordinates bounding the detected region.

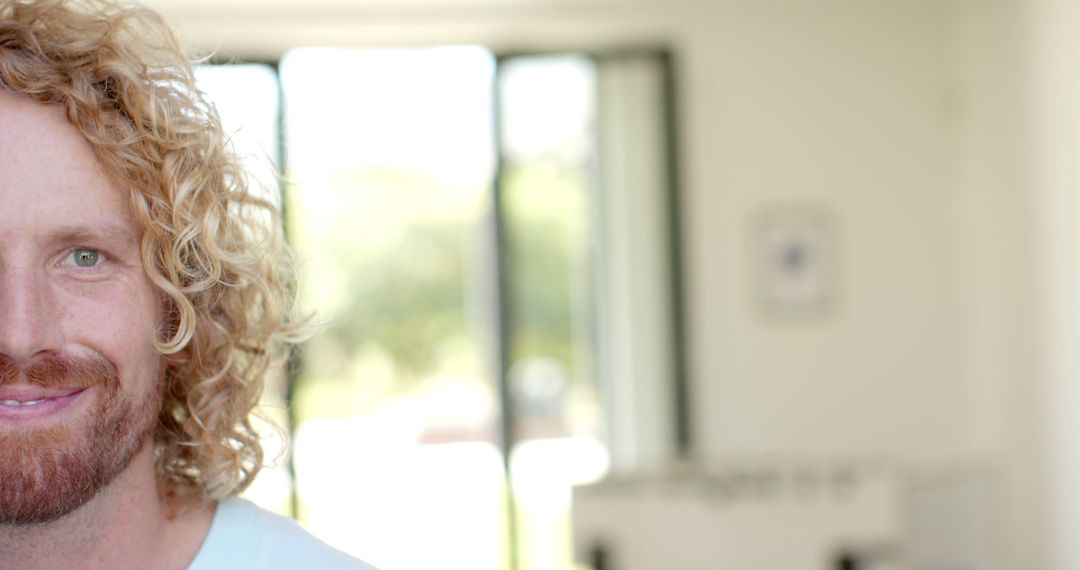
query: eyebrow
[{"left": 45, "top": 224, "right": 139, "bottom": 245}]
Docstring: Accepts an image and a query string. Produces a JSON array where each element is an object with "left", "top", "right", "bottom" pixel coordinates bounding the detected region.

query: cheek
[
  {"left": 63, "top": 283, "right": 157, "bottom": 334},
  {"left": 56, "top": 279, "right": 162, "bottom": 374}
]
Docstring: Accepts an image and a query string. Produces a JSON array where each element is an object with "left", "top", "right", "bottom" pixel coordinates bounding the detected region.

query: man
[{"left": 0, "top": 1, "right": 374, "bottom": 568}]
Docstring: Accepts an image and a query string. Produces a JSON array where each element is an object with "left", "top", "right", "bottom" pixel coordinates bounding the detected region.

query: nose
[{"left": 0, "top": 266, "right": 63, "bottom": 364}]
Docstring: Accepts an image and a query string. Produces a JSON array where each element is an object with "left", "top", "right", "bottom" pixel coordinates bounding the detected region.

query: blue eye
[{"left": 70, "top": 248, "right": 101, "bottom": 267}]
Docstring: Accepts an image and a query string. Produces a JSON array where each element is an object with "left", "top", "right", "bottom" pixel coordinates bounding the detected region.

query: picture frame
[{"left": 752, "top": 203, "right": 838, "bottom": 318}]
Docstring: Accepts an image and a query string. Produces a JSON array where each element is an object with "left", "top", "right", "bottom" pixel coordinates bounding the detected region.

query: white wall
[
  {"left": 946, "top": 1, "right": 1080, "bottom": 568},
  {"left": 680, "top": 3, "right": 966, "bottom": 458},
  {"left": 947, "top": 2, "right": 1040, "bottom": 568},
  {"left": 1019, "top": 1, "right": 1080, "bottom": 568}
]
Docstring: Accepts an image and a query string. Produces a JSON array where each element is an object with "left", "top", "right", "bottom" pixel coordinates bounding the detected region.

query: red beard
[{"left": 0, "top": 352, "right": 160, "bottom": 525}]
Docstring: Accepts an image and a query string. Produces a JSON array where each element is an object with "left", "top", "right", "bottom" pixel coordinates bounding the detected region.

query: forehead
[{"left": 0, "top": 90, "right": 138, "bottom": 242}]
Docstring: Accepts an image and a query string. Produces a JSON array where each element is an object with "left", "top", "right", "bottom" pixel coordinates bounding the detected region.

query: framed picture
[{"left": 753, "top": 203, "right": 838, "bottom": 318}]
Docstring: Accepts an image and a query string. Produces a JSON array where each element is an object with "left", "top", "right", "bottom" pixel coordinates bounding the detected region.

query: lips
[
  {"left": 0, "top": 387, "right": 88, "bottom": 422},
  {"left": 0, "top": 386, "right": 86, "bottom": 402}
]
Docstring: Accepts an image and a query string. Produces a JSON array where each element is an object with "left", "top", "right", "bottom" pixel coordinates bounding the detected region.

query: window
[{"left": 197, "top": 47, "right": 685, "bottom": 570}]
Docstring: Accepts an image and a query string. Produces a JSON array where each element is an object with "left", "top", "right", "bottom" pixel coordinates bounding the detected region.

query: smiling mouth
[{"left": 0, "top": 388, "right": 89, "bottom": 421}]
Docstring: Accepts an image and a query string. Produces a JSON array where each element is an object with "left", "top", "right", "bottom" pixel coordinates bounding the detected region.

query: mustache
[{"left": 0, "top": 352, "right": 118, "bottom": 389}]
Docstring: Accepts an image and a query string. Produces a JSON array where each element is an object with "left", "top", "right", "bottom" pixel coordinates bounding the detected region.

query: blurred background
[{"left": 149, "top": 0, "right": 1080, "bottom": 568}]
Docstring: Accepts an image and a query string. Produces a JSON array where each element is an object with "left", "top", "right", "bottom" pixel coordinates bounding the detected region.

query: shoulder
[{"left": 187, "top": 498, "right": 377, "bottom": 570}]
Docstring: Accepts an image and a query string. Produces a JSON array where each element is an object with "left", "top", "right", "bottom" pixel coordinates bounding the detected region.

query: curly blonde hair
[{"left": 0, "top": 0, "right": 304, "bottom": 504}]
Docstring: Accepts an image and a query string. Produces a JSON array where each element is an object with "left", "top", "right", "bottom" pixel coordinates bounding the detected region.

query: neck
[{"left": 0, "top": 445, "right": 215, "bottom": 570}]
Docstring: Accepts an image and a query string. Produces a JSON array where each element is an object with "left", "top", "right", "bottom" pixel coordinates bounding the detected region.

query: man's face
[{"left": 0, "top": 90, "right": 163, "bottom": 525}]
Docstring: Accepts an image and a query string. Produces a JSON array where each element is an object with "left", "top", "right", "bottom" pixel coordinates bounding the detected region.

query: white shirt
[{"left": 187, "top": 498, "right": 376, "bottom": 570}]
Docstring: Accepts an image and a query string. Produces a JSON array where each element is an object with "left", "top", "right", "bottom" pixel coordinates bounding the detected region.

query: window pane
[
  {"left": 195, "top": 64, "right": 282, "bottom": 207},
  {"left": 281, "top": 47, "right": 506, "bottom": 570},
  {"left": 498, "top": 54, "right": 610, "bottom": 570}
]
